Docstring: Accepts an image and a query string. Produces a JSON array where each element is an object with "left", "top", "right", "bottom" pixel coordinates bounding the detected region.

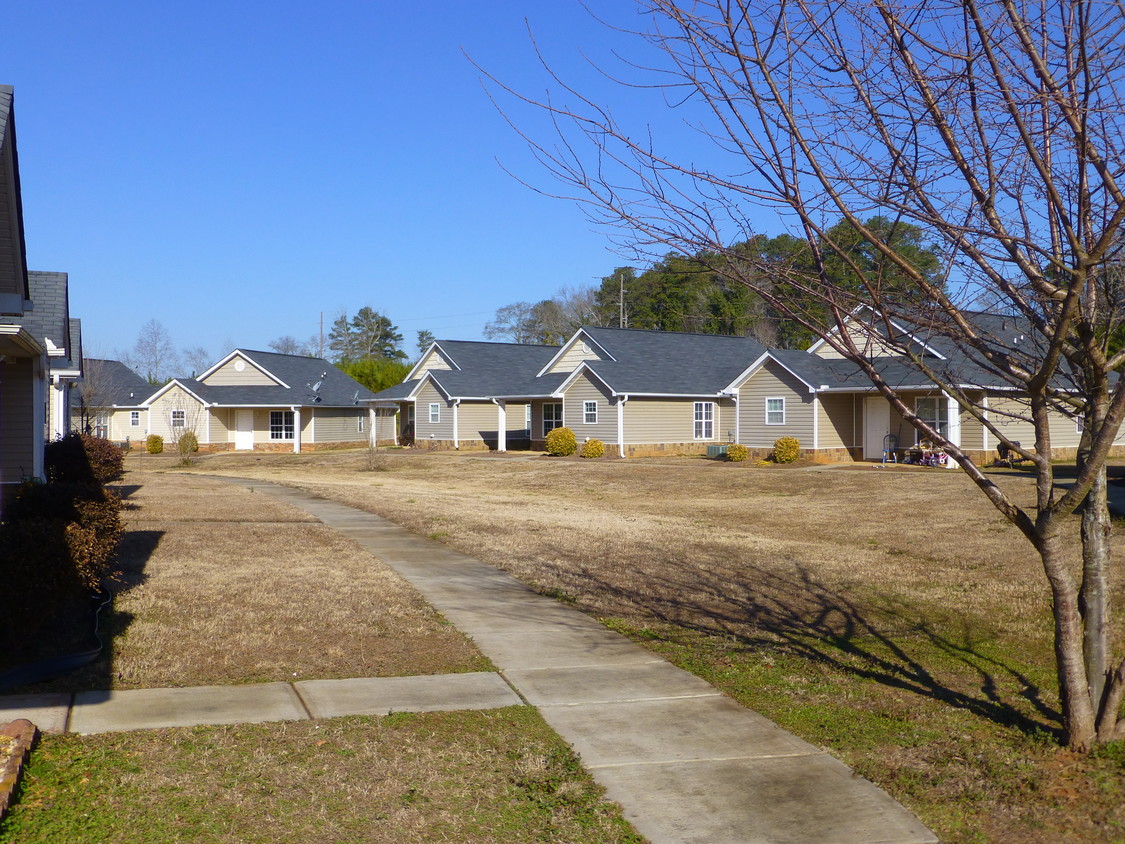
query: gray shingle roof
[
  {"left": 0, "top": 86, "right": 12, "bottom": 149},
  {"left": 371, "top": 341, "right": 562, "bottom": 401},
  {"left": 84, "top": 359, "right": 153, "bottom": 407},
  {"left": 184, "top": 350, "right": 375, "bottom": 407},
  {"left": 1, "top": 271, "right": 71, "bottom": 358}
]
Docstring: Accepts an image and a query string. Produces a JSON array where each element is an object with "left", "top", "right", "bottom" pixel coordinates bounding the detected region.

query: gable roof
[
  {"left": 375, "top": 340, "right": 562, "bottom": 401},
  {"left": 83, "top": 359, "right": 153, "bottom": 407},
  {"left": 175, "top": 349, "right": 375, "bottom": 407},
  {"left": 0, "top": 85, "right": 29, "bottom": 313}
]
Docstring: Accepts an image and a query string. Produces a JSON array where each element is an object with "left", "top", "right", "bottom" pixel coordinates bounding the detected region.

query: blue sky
[{"left": 3, "top": 1, "right": 720, "bottom": 364}]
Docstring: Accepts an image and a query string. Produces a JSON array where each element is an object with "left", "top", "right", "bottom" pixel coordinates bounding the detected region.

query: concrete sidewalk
[{"left": 2, "top": 475, "right": 937, "bottom": 844}]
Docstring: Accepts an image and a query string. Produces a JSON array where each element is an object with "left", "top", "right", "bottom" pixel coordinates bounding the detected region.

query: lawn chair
[
  {"left": 882, "top": 434, "right": 898, "bottom": 464},
  {"left": 996, "top": 441, "right": 1026, "bottom": 468}
]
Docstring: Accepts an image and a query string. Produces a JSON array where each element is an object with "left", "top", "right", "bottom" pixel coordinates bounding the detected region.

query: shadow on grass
[
  {"left": 579, "top": 558, "right": 1063, "bottom": 742},
  {"left": 1, "top": 529, "right": 162, "bottom": 695}
]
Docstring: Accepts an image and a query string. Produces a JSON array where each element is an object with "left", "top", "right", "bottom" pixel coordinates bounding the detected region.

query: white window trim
[
  {"left": 765, "top": 397, "right": 786, "bottom": 426},
  {"left": 429, "top": 403, "right": 440, "bottom": 424},
  {"left": 583, "top": 400, "right": 598, "bottom": 424},
  {"left": 130, "top": 411, "right": 140, "bottom": 427},
  {"left": 270, "top": 410, "right": 295, "bottom": 441},
  {"left": 693, "top": 401, "right": 715, "bottom": 440},
  {"left": 543, "top": 402, "right": 563, "bottom": 437},
  {"left": 171, "top": 410, "right": 186, "bottom": 428},
  {"left": 914, "top": 396, "right": 947, "bottom": 444},
  {"left": 358, "top": 414, "right": 365, "bottom": 433}
]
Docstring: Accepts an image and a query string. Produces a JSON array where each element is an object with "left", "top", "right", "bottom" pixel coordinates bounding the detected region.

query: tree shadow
[{"left": 574, "top": 555, "right": 1062, "bottom": 741}]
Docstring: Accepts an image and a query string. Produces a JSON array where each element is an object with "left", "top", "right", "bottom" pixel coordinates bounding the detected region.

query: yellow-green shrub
[
  {"left": 773, "top": 436, "right": 801, "bottom": 463},
  {"left": 580, "top": 438, "right": 605, "bottom": 458},
  {"left": 726, "top": 443, "right": 749, "bottom": 462},
  {"left": 545, "top": 426, "right": 577, "bottom": 456},
  {"left": 146, "top": 434, "right": 164, "bottom": 454},
  {"left": 179, "top": 431, "right": 199, "bottom": 454}
]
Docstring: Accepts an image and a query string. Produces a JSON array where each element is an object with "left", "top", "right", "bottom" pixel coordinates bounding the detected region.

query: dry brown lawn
[
  {"left": 22, "top": 468, "right": 489, "bottom": 693},
  {"left": 176, "top": 447, "right": 1125, "bottom": 844}
]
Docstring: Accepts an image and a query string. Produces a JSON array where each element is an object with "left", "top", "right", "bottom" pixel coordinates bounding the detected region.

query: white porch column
[
  {"left": 981, "top": 395, "right": 990, "bottom": 453},
  {"left": 812, "top": 394, "right": 820, "bottom": 450},
  {"left": 51, "top": 375, "right": 66, "bottom": 439},
  {"left": 734, "top": 393, "right": 740, "bottom": 444},
  {"left": 943, "top": 391, "right": 960, "bottom": 468},
  {"left": 494, "top": 400, "right": 507, "bottom": 452},
  {"left": 369, "top": 406, "right": 377, "bottom": 446},
  {"left": 292, "top": 406, "right": 302, "bottom": 453},
  {"left": 617, "top": 394, "right": 629, "bottom": 459},
  {"left": 452, "top": 399, "right": 460, "bottom": 449}
]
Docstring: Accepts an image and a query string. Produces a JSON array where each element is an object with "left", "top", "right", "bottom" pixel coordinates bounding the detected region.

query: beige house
[
  {"left": 370, "top": 315, "right": 1115, "bottom": 463},
  {"left": 95, "top": 349, "right": 375, "bottom": 452}
]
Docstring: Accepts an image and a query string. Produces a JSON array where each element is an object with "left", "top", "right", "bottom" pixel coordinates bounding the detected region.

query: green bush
[
  {"left": 726, "top": 443, "right": 749, "bottom": 462},
  {"left": 178, "top": 431, "right": 199, "bottom": 454},
  {"left": 545, "top": 427, "right": 578, "bottom": 456},
  {"left": 146, "top": 434, "right": 164, "bottom": 454},
  {"left": 773, "top": 436, "right": 801, "bottom": 463},
  {"left": 580, "top": 438, "right": 605, "bottom": 459},
  {"left": 44, "top": 433, "right": 125, "bottom": 484}
]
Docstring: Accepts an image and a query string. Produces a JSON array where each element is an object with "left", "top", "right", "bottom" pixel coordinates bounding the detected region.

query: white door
[
  {"left": 864, "top": 396, "right": 891, "bottom": 459},
  {"left": 235, "top": 410, "right": 254, "bottom": 450}
]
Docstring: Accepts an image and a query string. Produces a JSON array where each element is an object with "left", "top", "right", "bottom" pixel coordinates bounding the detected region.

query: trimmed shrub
[
  {"left": 545, "top": 426, "right": 578, "bottom": 456},
  {"left": 773, "top": 436, "right": 801, "bottom": 463},
  {"left": 726, "top": 443, "right": 749, "bottom": 462},
  {"left": 146, "top": 434, "right": 164, "bottom": 454},
  {"left": 580, "top": 438, "right": 605, "bottom": 459},
  {"left": 178, "top": 431, "right": 199, "bottom": 454},
  {"left": 44, "top": 433, "right": 124, "bottom": 484}
]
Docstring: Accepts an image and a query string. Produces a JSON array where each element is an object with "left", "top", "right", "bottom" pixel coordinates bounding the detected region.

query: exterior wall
[
  {"left": 413, "top": 381, "right": 454, "bottom": 443},
  {"left": 958, "top": 392, "right": 985, "bottom": 451},
  {"left": 0, "top": 357, "right": 36, "bottom": 489},
  {"left": 737, "top": 361, "right": 814, "bottom": 448},
  {"left": 208, "top": 407, "right": 231, "bottom": 445},
  {"left": 414, "top": 348, "right": 453, "bottom": 374},
  {"left": 310, "top": 407, "right": 367, "bottom": 443},
  {"left": 107, "top": 407, "right": 146, "bottom": 442},
  {"left": 817, "top": 393, "right": 856, "bottom": 450},
  {"left": 622, "top": 397, "right": 726, "bottom": 444},
  {"left": 371, "top": 408, "right": 398, "bottom": 445},
  {"left": 562, "top": 372, "right": 618, "bottom": 445},
  {"left": 452, "top": 401, "right": 496, "bottom": 448},
  {"left": 545, "top": 336, "right": 606, "bottom": 374},
  {"left": 147, "top": 385, "right": 207, "bottom": 443},
  {"left": 202, "top": 356, "right": 277, "bottom": 386}
]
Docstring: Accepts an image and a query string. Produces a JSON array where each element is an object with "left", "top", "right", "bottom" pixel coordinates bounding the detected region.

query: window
[
  {"left": 429, "top": 403, "right": 440, "bottom": 424},
  {"left": 914, "top": 397, "right": 947, "bottom": 442},
  {"left": 693, "top": 402, "right": 715, "bottom": 439},
  {"left": 525, "top": 403, "right": 532, "bottom": 433},
  {"left": 765, "top": 397, "right": 785, "bottom": 425},
  {"left": 358, "top": 413, "right": 365, "bottom": 433},
  {"left": 130, "top": 411, "right": 140, "bottom": 427},
  {"left": 171, "top": 410, "right": 185, "bottom": 429},
  {"left": 270, "top": 410, "right": 295, "bottom": 440},
  {"left": 583, "top": 400, "right": 598, "bottom": 424},
  {"left": 543, "top": 402, "right": 563, "bottom": 436}
]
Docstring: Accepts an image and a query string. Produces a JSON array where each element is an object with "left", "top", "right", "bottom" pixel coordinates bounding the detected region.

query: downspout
[
  {"left": 617, "top": 394, "right": 629, "bottom": 459},
  {"left": 291, "top": 406, "right": 301, "bottom": 454}
]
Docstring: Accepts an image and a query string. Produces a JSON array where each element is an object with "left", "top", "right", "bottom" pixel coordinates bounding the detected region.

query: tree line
[{"left": 484, "top": 216, "right": 943, "bottom": 348}]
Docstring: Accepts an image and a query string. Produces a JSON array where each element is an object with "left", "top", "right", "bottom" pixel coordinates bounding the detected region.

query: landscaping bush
[
  {"left": 44, "top": 433, "right": 125, "bottom": 484},
  {"left": 178, "top": 430, "right": 199, "bottom": 454},
  {"left": 772, "top": 436, "right": 801, "bottom": 463},
  {"left": 726, "top": 443, "right": 749, "bottom": 462},
  {"left": 146, "top": 434, "right": 164, "bottom": 454},
  {"left": 580, "top": 438, "right": 605, "bottom": 459},
  {"left": 545, "top": 427, "right": 578, "bottom": 456}
]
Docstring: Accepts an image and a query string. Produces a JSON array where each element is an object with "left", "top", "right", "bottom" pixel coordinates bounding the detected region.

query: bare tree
[
  {"left": 122, "top": 319, "right": 178, "bottom": 385},
  {"left": 181, "top": 345, "right": 212, "bottom": 376},
  {"left": 269, "top": 335, "right": 309, "bottom": 356},
  {"left": 493, "top": 0, "right": 1125, "bottom": 749}
]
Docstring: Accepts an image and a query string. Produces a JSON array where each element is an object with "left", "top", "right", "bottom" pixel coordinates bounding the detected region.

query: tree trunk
[
  {"left": 1079, "top": 462, "right": 1111, "bottom": 712},
  {"left": 1040, "top": 532, "right": 1098, "bottom": 749}
]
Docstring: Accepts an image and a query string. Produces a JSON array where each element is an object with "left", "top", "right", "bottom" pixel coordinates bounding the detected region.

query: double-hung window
[
  {"left": 270, "top": 410, "right": 295, "bottom": 440},
  {"left": 914, "top": 397, "right": 947, "bottom": 442},
  {"left": 357, "top": 413, "right": 365, "bottom": 433},
  {"left": 171, "top": 410, "right": 185, "bottom": 429},
  {"left": 765, "top": 397, "right": 785, "bottom": 425},
  {"left": 583, "top": 400, "right": 598, "bottom": 424},
  {"left": 693, "top": 401, "right": 715, "bottom": 439},
  {"left": 130, "top": 411, "right": 140, "bottom": 427},
  {"left": 543, "top": 402, "right": 563, "bottom": 436},
  {"left": 429, "top": 403, "right": 441, "bottom": 424}
]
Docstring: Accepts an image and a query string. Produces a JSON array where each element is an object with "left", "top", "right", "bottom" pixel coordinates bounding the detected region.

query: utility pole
[{"left": 619, "top": 272, "right": 628, "bottom": 328}]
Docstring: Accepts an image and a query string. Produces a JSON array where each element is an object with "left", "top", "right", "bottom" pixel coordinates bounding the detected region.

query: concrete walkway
[{"left": 2, "top": 476, "right": 936, "bottom": 844}]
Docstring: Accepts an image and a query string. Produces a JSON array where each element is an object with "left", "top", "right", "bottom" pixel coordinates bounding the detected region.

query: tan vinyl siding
[
  {"left": 108, "top": 408, "right": 145, "bottom": 441},
  {"left": 415, "top": 348, "right": 453, "bottom": 374},
  {"left": 205, "top": 408, "right": 230, "bottom": 444},
  {"left": 545, "top": 336, "right": 607, "bottom": 374},
  {"left": 817, "top": 393, "right": 856, "bottom": 450},
  {"left": 530, "top": 399, "right": 561, "bottom": 439},
  {"left": 309, "top": 407, "right": 367, "bottom": 442},
  {"left": 738, "top": 361, "right": 814, "bottom": 448},
  {"left": 623, "top": 397, "right": 724, "bottom": 443},
  {"left": 504, "top": 402, "right": 531, "bottom": 438},
  {"left": 811, "top": 319, "right": 900, "bottom": 360},
  {"left": 415, "top": 381, "right": 454, "bottom": 441},
  {"left": 959, "top": 393, "right": 984, "bottom": 451},
  {"left": 0, "top": 358, "right": 36, "bottom": 483},
  {"left": 563, "top": 372, "right": 618, "bottom": 443},
  {"left": 456, "top": 401, "right": 497, "bottom": 445},
  {"left": 147, "top": 386, "right": 207, "bottom": 441},
  {"left": 202, "top": 356, "right": 278, "bottom": 386}
]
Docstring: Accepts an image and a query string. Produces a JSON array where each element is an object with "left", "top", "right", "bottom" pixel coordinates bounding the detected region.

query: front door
[
  {"left": 864, "top": 396, "right": 890, "bottom": 459},
  {"left": 235, "top": 410, "right": 254, "bottom": 450}
]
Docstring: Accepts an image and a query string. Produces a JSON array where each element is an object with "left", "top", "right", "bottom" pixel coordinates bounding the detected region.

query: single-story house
[
  {"left": 369, "top": 312, "right": 1122, "bottom": 463},
  {"left": 93, "top": 349, "right": 375, "bottom": 452},
  {"left": 74, "top": 357, "right": 155, "bottom": 440}
]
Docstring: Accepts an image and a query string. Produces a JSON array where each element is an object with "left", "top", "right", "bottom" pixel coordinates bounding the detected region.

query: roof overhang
[
  {"left": 726, "top": 351, "right": 821, "bottom": 394},
  {"left": 141, "top": 379, "right": 212, "bottom": 408},
  {"left": 0, "top": 324, "right": 45, "bottom": 357},
  {"left": 196, "top": 350, "right": 289, "bottom": 388}
]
